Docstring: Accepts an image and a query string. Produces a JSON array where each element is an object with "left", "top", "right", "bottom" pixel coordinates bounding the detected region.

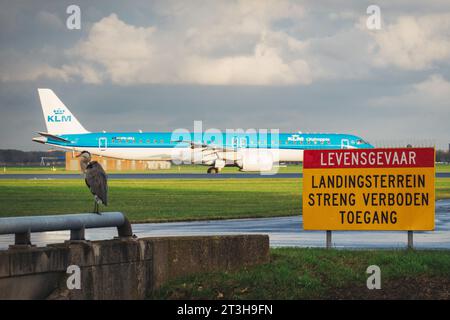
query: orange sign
[{"left": 302, "top": 148, "right": 435, "bottom": 230}]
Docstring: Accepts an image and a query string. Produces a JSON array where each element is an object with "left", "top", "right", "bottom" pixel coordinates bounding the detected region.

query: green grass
[
  {"left": 436, "top": 178, "right": 450, "bottom": 199},
  {"left": 152, "top": 248, "right": 450, "bottom": 299},
  {"left": 436, "top": 163, "right": 450, "bottom": 173},
  {"left": 0, "top": 178, "right": 448, "bottom": 222},
  {"left": 0, "top": 178, "right": 301, "bottom": 222},
  {"left": 0, "top": 166, "right": 67, "bottom": 174}
]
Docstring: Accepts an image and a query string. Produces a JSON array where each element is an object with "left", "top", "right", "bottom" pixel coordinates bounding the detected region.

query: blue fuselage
[{"left": 42, "top": 131, "right": 373, "bottom": 162}]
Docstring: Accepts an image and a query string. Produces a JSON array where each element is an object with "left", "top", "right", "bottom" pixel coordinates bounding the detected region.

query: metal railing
[{"left": 0, "top": 212, "right": 133, "bottom": 247}]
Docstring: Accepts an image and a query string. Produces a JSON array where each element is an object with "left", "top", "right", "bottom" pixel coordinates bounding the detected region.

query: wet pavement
[{"left": 1, "top": 200, "right": 449, "bottom": 250}]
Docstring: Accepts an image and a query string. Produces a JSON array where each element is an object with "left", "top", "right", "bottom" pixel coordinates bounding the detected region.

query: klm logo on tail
[{"left": 47, "top": 108, "right": 72, "bottom": 123}]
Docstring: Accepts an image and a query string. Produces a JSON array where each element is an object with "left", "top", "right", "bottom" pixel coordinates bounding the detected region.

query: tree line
[{"left": 0, "top": 149, "right": 65, "bottom": 166}]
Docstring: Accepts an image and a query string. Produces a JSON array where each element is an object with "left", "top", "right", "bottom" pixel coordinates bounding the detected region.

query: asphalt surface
[
  {"left": 1, "top": 199, "right": 449, "bottom": 250},
  {"left": 1, "top": 172, "right": 450, "bottom": 179}
]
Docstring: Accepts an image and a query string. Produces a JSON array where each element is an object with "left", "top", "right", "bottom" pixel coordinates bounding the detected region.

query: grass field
[
  {"left": 0, "top": 178, "right": 449, "bottom": 222},
  {"left": 2, "top": 163, "right": 450, "bottom": 174},
  {"left": 0, "top": 178, "right": 301, "bottom": 221},
  {"left": 152, "top": 248, "right": 450, "bottom": 299},
  {"left": 436, "top": 163, "right": 450, "bottom": 173}
]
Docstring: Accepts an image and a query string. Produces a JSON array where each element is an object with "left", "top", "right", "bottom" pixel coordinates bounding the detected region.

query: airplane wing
[
  {"left": 171, "top": 140, "right": 241, "bottom": 163},
  {"left": 171, "top": 140, "right": 238, "bottom": 152}
]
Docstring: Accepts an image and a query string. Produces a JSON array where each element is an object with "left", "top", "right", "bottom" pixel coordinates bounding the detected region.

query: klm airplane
[{"left": 33, "top": 89, "right": 373, "bottom": 173}]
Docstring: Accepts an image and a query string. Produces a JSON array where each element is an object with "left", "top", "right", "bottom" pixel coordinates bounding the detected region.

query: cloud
[
  {"left": 0, "top": 48, "right": 67, "bottom": 82},
  {"left": 0, "top": 1, "right": 311, "bottom": 86},
  {"left": 181, "top": 43, "right": 312, "bottom": 85},
  {"left": 369, "top": 74, "right": 450, "bottom": 110},
  {"left": 369, "top": 14, "right": 450, "bottom": 70},
  {"left": 35, "top": 10, "right": 64, "bottom": 30},
  {"left": 3, "top": 1, "right": 450, "bottom": 87},
  {"left": 0, "top": 48, "right": 102, "bottom": 83},
  {"left": 70, "top": 14, "right": 157, "bottom": 84},
  {"left": 67, "top": 9, "right": 312, "bottom": 85}
]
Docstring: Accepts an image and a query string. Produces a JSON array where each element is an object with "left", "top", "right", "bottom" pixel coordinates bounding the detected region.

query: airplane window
[
  {"left": 139, "top": 139, "right": 143, "bottom": 143},
  {"left": 154, "top": 139, "right": 157, "bottom": 143},
  {"left": 161, "top": 139, "right": 164, "bottom": 143},
  {"left": 146, "top": 139, "right": 150, "bottom": 143}
]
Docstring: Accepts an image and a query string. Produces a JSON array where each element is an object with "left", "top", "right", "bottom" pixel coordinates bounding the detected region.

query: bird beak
[{"left": 75, "top": 153, "right": 82, "bottom": 158}]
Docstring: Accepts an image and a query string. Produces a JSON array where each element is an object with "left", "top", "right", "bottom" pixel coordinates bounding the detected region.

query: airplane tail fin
[{"left": 37, "top": 88, "right": 89, "bottom": 135}]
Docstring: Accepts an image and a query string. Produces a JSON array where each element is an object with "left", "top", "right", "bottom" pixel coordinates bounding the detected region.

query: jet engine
[{"left": 238, "top": 150, "right": 274, "bottom": 172}]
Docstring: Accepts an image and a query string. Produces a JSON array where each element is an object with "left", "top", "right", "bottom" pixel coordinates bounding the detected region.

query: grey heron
[{"left": 77, "top": 151, "right": 108, "bottom": 214}]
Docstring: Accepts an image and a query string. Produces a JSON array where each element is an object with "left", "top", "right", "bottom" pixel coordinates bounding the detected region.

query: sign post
[
  {"left": 303, "top": 148, "right": 435, "bottom": 248},
  {"left": 326, "top": 230, "right": 332, "bottom": 249},
  {"left": 408, "top": 230, "right": 414, "bottom": 249}
]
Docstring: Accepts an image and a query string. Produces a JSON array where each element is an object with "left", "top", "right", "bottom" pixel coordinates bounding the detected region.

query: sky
[{"left": 0, "top": 0, "right": 449, "bottom": 150}]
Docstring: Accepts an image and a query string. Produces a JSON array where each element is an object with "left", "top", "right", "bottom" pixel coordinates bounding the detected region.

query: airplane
[{"left": 33, "top": 89, "right": 374, "bottom": 173}]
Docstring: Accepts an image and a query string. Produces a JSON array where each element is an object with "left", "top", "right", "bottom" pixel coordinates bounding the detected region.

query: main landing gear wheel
[{"left": 207, "top": 167, "right": 219, "bottom": 174}]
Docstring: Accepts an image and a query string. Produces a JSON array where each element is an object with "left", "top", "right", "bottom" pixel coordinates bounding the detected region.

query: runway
[
  {"left": 1, "top": 172, "right": 450, "bottom": 179},
  {"left": 1, "top": 199, "right": 449, "bottom": 250}
]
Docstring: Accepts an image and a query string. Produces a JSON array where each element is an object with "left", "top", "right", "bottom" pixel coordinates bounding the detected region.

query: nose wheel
[{"left": 207, "top": 167, "right": 219, "bottom": 174}]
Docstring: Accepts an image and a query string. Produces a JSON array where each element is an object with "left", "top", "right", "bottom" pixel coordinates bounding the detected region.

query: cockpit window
[{"left": 356, "top": 139, "right": 368, "bottom": 145}]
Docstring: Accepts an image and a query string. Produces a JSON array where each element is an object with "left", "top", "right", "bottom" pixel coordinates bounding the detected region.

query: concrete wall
[{"left": 0, "top": 235, "right": 269, "bottom": 300}]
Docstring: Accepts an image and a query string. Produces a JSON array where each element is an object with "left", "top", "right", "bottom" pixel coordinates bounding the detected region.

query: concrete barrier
[{"left": 0, "top": 235, "right": 269, "bottom": 300}]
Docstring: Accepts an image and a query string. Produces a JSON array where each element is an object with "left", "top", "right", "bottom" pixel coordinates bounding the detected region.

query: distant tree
[
  {"left": 0, "top": 149, "right": 65, "bottom": 165},
  {"left": 436, "top": 150, "right": 450, "bottom": 163}
]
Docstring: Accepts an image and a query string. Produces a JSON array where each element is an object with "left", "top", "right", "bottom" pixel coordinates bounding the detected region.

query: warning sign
[{"left": 302, "top": 148, "right": 435, "bottom": 230}]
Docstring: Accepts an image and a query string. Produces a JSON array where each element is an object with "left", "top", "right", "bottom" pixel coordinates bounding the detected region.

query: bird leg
[
  {"left": 95, "top": 201, "right": 102, "bottom": 215},
  {"left": 93, "top": 201, "right": 98, "bottom": 214}
]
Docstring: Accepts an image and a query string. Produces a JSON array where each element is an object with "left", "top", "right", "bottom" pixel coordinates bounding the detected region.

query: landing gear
[{"left": 207, "top": 167, "right": 219, "bottom": 174}]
